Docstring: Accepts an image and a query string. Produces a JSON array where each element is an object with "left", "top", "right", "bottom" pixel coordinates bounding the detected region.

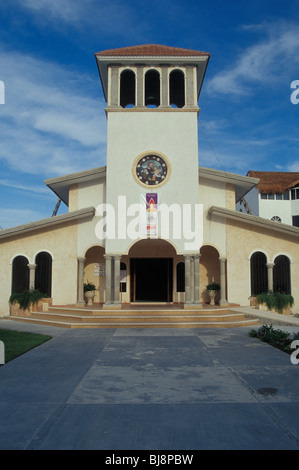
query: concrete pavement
[{"left": 0, "top": 319, "right": 299, "bottom": 450}]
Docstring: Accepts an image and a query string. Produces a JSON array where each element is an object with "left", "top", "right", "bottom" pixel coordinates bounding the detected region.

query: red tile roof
[
  {"left": 95, "top": 44, "right": 210, "bottom": 57},
  {"left": 247, "top": 171, "right": 299, "bottom": 194}
]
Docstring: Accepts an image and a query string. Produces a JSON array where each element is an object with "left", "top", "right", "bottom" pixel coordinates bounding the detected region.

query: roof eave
[
  {"left": 199, "top": 167, "right": 259, "bottom": 201},
  {"left": 0, "top": 207, "right": 95, "bottom": 241},
  {"left": 209, "top": 206, "right": 299, "bottom": 238},
  {"left": 45, "top": 166, "right": 106, "bottom": 206}
]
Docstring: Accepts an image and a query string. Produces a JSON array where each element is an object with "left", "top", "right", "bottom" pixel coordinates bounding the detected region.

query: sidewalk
[{"left": 0, "top": 319, "right": 299, "bottom": 450}]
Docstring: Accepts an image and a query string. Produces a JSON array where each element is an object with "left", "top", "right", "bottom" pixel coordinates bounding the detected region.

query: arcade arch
[
  {"left": 200, "top": 245, "right": 221, "bottom": 304},
  {"left": 83, "top": 246, "right": 105, "bottom": 304}
]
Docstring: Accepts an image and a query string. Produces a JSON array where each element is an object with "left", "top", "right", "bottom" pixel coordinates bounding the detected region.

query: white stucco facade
[
  {"left": 0, "top": 44, "right": 298, "bottom": 316},
  {"left": 106, "top": 110, "right": 201, "bottom": 254}
]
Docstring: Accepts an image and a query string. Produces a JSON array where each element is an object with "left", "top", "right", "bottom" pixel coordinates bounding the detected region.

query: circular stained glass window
[{"left": 135, "top": 154, "right": 169, "bottom": 186}]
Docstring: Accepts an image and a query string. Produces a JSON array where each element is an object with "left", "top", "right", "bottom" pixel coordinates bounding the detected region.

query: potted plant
[
  {"left": 206, "top": 282, "right": 220, "bottom": 306},
  {"left": 9, "top": 289, "right": 46, "bottom": 316},
  {"left": 257, "top": 291, "right": 294, "bottom": 315},
  {"left": 84, "top": 281, "right": 96, "bottom": 306}
]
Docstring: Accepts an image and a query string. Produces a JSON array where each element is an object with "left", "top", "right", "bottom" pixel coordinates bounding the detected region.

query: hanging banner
[{"left": 140, "top": 192, "right": 159, "bottom": 237}]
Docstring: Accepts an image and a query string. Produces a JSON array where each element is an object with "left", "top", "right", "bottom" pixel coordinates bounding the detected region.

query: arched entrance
[
  {"left": 128, "top": 239, "right": 178, "bottom": 302},
  {"left": 84, "top": 246, "right": 105, "bottom": 304},
  {"left": 200, "top": 245, "right": 221, "bottom": 304}
]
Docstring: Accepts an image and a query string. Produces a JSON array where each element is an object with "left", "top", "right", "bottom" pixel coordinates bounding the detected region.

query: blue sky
[{"left": 0, "top": 0, "right": 298, "bottom": 229}]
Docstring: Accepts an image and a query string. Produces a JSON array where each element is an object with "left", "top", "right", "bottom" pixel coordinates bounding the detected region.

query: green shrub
[
  {"left": 206, "top": 282, "right": 220, "bottom": 291},
  {"left": 9, "top": 289, "right": 46, "bottom": 311},
  {"left": 84, "top": 281, "right": 96, "bottom": 292},
  {"left": 257, "top": 291, "right": 294, "bottom": 314},
  {"left": 249, "top": 324, "right": 299, "bottom": 354}
]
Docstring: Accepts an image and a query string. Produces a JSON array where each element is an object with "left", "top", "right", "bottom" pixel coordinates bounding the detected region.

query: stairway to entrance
[{"left": 7, "top": 304, "right": 260, "bottom": 328}]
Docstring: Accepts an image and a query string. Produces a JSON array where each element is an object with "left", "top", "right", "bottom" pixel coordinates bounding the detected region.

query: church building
[{"left": 0, "top": 44, "right": 298, "bottom": 318}]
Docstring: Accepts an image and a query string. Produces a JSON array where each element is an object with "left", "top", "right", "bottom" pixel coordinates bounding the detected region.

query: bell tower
[{"left": 95, "top": 44, "right": 210, "bottom": 256}]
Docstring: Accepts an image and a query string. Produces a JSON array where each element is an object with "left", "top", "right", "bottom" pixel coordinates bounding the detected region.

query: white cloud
[
  {"left": 17, "top": 0, "right": 138, "bottom": 37},
  {"left": 207, "top": 22, "right": 299, "bottom": 96},
  {"left": 0, "top": 46, "right": 107, "bottom": 176},
  {"left": 287, "top": 161, "right": 299, "bottom": 172},
  {"left": 0, "top": 179, "right": 49, "bottom": 195},
  {"left": 22, "top": 0, "right": 83, "bottom": 23},
  {"left": 0, "top": 208, "right": 47, "bottom": 229}
]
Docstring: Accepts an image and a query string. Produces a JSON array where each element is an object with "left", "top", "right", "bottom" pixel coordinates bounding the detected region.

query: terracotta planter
[
  {"left": 258, "top": 303, "right": 292, "bottom": 315},
  {"left": 10, "top": 302, "right": 31, "bottom": 316}
]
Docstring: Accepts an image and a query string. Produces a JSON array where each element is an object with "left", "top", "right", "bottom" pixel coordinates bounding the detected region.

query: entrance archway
[
  {"left": 200, "top": 245, "right": 220, "bottom": 304},
  {"left": 128, "top": 239, "right": 178, "bottom": 302},
  {"left": 84, "top": 246, "right": 105, "bottom": 304}
]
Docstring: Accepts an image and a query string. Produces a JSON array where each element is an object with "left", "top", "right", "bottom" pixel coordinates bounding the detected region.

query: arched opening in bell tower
[
  {"left": 145, "top": 69, "right": 160, "bottom": 107},
  {"left": 120, "top": 69, "right": 136, "bottom": 108},
  {"left": 169, "top": 69, "right": 185, "bottom": 108}
]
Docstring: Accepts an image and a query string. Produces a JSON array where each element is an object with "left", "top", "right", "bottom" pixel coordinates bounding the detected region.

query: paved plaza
[{"left": 0, "top": 320, "right": 299, "bottom": 450}]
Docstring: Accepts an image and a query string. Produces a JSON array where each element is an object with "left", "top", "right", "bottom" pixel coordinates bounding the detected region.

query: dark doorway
[{"left": 130, "top": 258, "right": 173, "bottom": 302}]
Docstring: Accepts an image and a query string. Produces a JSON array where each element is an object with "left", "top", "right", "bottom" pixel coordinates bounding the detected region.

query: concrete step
[
  {"left": 13, "top": 311, "right": 247, "bottom": 323},
  {"left": 7, "top": 317, "right": 259, "bottom": 328},
  {"left": 7, "top": 305, "right": 260, "bottom": 328}
]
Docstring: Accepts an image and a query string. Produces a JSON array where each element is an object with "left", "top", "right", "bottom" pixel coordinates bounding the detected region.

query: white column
[
  {"left": 219, "top": 257, "right": 228, "bottom": 306},
  {"left": 77, "top": 257, "right": 85, "bottom": 305},
  {"left": 267, "top": 263, "right": 274, "bottom": 292},
  {"left": 193, "top": 254, "right": 202, "bottom": 306},
  {"left": 114, "top": 255, "right": 121, "bottom": 305},
  {"left": 104, "top": 255, "right": 113, "bottom": 306},
  {"left": 160, "top": 66, "right": 169, "bottom": 108},
  {"left": 27, "top": 264, "right": 37, "bottom": 290},
  {"left": 110, "top": 66, "right": 121, "bottom": 108},
  {"left": 184, "top": 255, "right": 192, "bottom": 306},
  {"left": 136, "top": 66, "right": 144, "bottom": 108}
]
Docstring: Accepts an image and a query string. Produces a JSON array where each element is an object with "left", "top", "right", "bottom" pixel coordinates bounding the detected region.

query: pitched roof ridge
[{"left": 95, "top": 44, "right": 210, "bottom": 57}]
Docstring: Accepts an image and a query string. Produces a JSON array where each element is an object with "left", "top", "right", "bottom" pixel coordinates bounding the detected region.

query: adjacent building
[{"left": 238, "top": 171, "right": 299, "bottom": 227}]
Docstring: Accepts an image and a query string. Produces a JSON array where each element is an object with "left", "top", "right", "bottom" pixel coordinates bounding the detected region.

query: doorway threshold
[{"left": 131, "top": 302, "right": 172, "bottom": 305}]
